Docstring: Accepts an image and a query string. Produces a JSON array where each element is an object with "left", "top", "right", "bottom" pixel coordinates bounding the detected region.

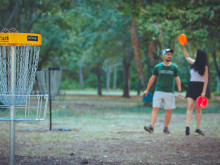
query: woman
[{"left": 183, "top": 45, "right": 208, "bottom": 136}]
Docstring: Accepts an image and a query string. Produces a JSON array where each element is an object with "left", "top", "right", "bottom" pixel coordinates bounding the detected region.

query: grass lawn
[{"left": 0, "top": 94, "right": 220, "bottom": 164}]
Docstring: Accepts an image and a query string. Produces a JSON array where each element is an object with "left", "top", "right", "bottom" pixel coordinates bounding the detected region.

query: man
[{"left": 143, "top": 48, "right": 182, "bottom": 134}]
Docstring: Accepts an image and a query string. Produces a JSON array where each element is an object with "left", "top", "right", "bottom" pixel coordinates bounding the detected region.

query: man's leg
[
  {"left": 163, "top": 92, "right": 175, "bottom": 134},
  {"left": 150, "top": 107, "right": 160, "bottom": 128},
  {"left": 144, "top": 107, "right": 160, "bottom": 133},
  {"left": 144, "top": 91, "right": 161, "bottom": 133},
  {"left": 164, "top": 109, "right": 171, "bottom": 129}
]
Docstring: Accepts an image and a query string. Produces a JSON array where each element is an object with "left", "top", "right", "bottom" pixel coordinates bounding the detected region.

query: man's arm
[
  {"left": 143, "top": 75, "right": 157, "bottom": 95},
  {"left": 175, "top": 76, "right": 182, "bottom": 99}
]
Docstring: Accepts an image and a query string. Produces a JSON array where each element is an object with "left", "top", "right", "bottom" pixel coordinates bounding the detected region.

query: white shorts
[{"left": 153, "top": 91, "right": 176, "bottom": 109}]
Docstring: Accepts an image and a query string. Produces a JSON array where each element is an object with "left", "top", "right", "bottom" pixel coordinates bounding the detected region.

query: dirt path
[{"left": 1, "top": 132, "right": 220, "bottom": 165}]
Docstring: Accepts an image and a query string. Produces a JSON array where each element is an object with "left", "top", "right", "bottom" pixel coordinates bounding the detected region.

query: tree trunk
[
  {"left": 129, "top": 18, "right": 145, "bottom": 86},
  {"left": 137, "top": 80, "right": 141, "bottom": 96},
  {"left": 206, "top": 65, "right": 211, "bottom": 98},
  {"left": 97, "top": 66, "right": 102, "bottom": 96},
  {"left": 149, "top": 40, "right": 155, "bottom": 63},
  {"left": 122, "top": 58, "right": 130, "bottom": 98},
  {"left": 212, "top": 49, "right": 220, "bottom": 91},
  {"left": 113, "top": 66, "right": 117, "bottom": 90},
  {"left": 106, "top": 65, "right": 112, "bottom": 91},
  {"left": 216, "top": 77, "right": 220, "bottom": 92},
  {"left": 78, "top": 65, "right": 84, "bottom": 89},
  {"left": 26, "top": 0, "right": 34, "bottom": 32}
]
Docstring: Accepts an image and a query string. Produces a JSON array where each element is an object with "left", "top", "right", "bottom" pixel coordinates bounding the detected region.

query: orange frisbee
[{"left": 178, "top": 34, "right": 187, "bottom": 45}]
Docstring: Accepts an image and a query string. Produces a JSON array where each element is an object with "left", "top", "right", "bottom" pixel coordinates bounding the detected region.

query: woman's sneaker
[
  {"left": 163, "top": 128, "right": 170, "bottom": 134},
  {"left": 195, "top": 129, "right": 205, "bottom": 136},
  {"left": 144, "top": 125, "right": 154, "bottom": 133},
  {"left": 186, "top": 127, "right": 190, "bottom": 136}
]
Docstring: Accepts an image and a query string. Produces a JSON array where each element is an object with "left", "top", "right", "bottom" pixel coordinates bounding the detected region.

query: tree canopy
[{"left": 1, "top": 0, "right": 220, "bottom": 96}]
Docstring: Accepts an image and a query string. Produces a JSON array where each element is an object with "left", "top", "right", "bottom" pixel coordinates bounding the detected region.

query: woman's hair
[{"left": 191, "top": 49, "right": 207, "bottom": 75}]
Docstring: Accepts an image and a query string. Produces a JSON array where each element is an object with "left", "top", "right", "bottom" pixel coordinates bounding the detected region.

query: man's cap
[{"left": 162, "top": 48, "right": 174, "bottom": 55}]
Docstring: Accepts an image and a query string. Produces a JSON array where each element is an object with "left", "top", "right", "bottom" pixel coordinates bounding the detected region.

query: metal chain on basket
[
  {"left": 0, "top": 45, "right": 40, "bottom": 105},
  {"left": 37, "top": 68, "right": 62, "bottom": 98}
]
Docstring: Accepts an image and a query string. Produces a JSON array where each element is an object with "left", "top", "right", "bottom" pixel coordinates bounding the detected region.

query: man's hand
[
  {"left": 178, "top": 92, "right": 183, "bottom": 100},
  {"left": 143, "top": 90, "right": 148, "bottom": 96},
  {"left": 201, "top": 92, "right": 206, "bottom": 97}
]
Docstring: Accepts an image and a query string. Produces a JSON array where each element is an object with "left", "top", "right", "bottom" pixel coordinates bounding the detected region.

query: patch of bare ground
[{"left": 1, "top": 133, "right": 220, "bottom": 165}]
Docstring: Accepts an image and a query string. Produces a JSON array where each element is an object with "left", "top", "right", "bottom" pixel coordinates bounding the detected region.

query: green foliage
[
  {"left": 212, "top": 91, "right": 220, "bottom": 96},
  {"left": 138, "top": 0, "right": 220, "bottom": 92},
  {"left": 84, "top": 73, "right": 99, "bottom": 89},
  {"left": 60, "top": 78, "right": 80, "bottom": 90},
  {"left": 1, "top": 0, "right": 219, "bottom": 93}
]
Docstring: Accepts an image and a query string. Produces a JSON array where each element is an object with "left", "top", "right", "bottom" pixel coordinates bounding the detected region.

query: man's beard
[{"left": 165, "top": 59, "right": 171, "bottom": 62}]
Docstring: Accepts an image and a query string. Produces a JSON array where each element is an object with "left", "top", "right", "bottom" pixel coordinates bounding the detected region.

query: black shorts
[{"left": 186, "top": 81, "right": 204, "bottom": 100}]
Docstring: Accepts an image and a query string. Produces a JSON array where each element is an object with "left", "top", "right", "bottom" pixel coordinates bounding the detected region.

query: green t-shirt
[{"left": 153, "top": 62, "right": 179, "bottom": 92}]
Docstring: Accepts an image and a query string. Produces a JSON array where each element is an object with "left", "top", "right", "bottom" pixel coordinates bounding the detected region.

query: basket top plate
[{"left": 0, "top": 33, "right": 42, "bottom": 46}]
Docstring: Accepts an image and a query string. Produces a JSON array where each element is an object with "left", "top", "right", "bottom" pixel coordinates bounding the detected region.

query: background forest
[{"left": 1, "top": 0, "right": 220, "bottom": 97}]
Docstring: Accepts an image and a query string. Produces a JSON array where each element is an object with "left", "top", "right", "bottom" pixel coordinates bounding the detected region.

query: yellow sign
[
  {"left": 0, "top": 33, "right": 9, "bottom": 43},
  {"left": 0, "top": 33, "right": 42, "bottom": 46}
]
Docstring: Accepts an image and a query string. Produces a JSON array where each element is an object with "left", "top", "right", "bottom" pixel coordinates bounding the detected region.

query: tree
[
  {"left": 62, "top": 0, "right": 128, "bottom": 95},
  {"left": 138, "top": 0, "right": 220, "bottom": 96},
  {"left": 114, "top": 0, "right": 146, "bottom": 87},
  {"left": 0, "top": 0, "right": 60, "bottom": 32}
]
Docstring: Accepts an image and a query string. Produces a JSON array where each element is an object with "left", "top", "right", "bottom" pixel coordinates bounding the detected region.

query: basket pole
[
  {"left": 10, "top": 45, "right": 16, "bottom": 165},
  {"left": 0, "top": 33, "right": 45, "bottom": 165},
  {"left": 49, "top": 68, "right": 52, "bottom": 131}
]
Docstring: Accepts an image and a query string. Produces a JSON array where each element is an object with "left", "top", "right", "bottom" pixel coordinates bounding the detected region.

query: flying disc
[
  {"left": 196, "top": 96, "right": 208, "bottom": 108},
  {"left": 178, "top": 34, "right": 187, "bottom": 45},
  {"left": 143, "top": 92, "right": 153, "bottom": 103}
]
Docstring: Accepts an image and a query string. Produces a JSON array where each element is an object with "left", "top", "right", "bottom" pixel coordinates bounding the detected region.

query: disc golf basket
[
  {"left": 37, "top": 68, "right": 70, "bottom": 131},
  {"left": 37, "top": 68, "right": 62, "bottom": 99},
  {"left": 0, "top": 32, "right": 48, "bottom": 165}
]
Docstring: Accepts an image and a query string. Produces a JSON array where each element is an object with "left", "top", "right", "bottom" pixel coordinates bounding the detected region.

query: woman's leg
[
  {"left": 186, "top": 97, "right": 195, "bottom": 127},
  {"left": 195, "top": 103, "right": 202, "bottom": 129}
]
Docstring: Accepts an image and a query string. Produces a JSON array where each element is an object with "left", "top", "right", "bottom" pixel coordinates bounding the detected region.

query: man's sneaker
[
  {"left": 195, "top": 129, "right": 205, "bottom": 136},
  {"left": 144, "top": 125, "right": 154, "bottom": 133},
  {"left": 163, "top": 128, "right": 170, "bottom": 134},
  {"left": 186, "top": 127, "right": 190, "bottom": 136}
]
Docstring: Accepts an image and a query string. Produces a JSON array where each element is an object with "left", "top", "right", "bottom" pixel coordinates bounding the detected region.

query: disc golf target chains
[
  {"left": 0, "top": 32, "right": 48, "bottom": 165},
  {"left": 36, "top": 68, "right": 69, "bottom": 131},
  {"left": 0, "top": 46, "right": 40, "bottom": 105},
  {"left": 37, "top": 68, "right": 62, "bottom": 98}
]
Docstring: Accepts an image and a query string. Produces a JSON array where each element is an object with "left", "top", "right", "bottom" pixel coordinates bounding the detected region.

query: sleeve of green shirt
[
  {"left": 152, "top": 65, "right": 158, "bottom": 76},
  {"left": 174, "top": 64, "right": 179, "bottom": 77}
]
